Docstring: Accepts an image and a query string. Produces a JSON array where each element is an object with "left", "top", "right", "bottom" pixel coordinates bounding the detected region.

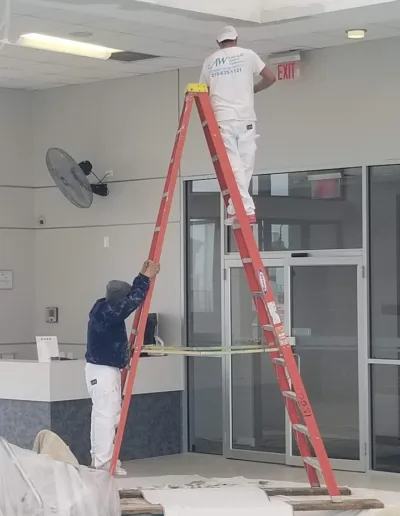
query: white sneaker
[
  {"left": 224, "top": 214, "right": 236, "bottom": 226},
  {"left": 114, "top": 464, "right": 128, "bottom": 476},
  {"left": 95, "top": 461, "right": 127, "bottom": 476}
]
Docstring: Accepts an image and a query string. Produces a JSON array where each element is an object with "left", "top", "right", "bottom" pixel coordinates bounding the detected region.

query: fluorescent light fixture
[
  {"left": 17, "top": 33, "right": 120, "bottom": 60},
  {"left": 307, "top": 172, "right": 342, "bottom": 181},
  {"left": 346, "top": 29, "right": 367, "bottom": 39}
]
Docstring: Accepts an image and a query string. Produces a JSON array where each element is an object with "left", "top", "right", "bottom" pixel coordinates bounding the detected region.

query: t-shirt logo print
[{"left": 208, "top": 53, "right": 245, "bottom": 78}]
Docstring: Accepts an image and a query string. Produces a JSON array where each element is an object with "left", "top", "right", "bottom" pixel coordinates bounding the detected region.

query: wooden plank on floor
[
  {"left": 119, "top": 485, "right": 352, "bottom": 499},
  {"left": 120, "top": 498, "right": 162, "bottom": 515},
  {"left": 119, "top": 482, "right": 351, "bottom": 498},
  {"left": 120, "top": 497, "right": 384, "bottom": 515},
  {"left": 264, "top": 486, "right": 352, "bottom": 497},
  {"left": 119, "top": 489, "right": 142, "bottom": 499},
  {"left": 289, "top": 498, "right": 384, "bottom": 511}
]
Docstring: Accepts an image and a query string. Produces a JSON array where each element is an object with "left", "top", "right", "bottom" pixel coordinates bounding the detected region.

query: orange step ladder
[{"left": 110, "top": 83, "right": 341, "bottom": 502}]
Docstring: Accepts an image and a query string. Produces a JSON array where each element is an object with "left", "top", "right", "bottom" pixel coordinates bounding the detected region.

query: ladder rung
[
  {"left": 282, "top": 390, "right": 298, "bottom": 401},
  {"left": 262, "top": 324, "right": 273, "bottom": 331},
  {"left": 221, "top": 189, "right": 229, "bottom": 196},
  {"left": 162, "top": 192, "right": 168, "bottom": 199},
  {"left": 242, "top": 258, "right": 252, "bottom": 264},
  {"left": 304, "top": 457, "right": 322, "bottom": 472},
  {"left": 253, "top": 292, "right": 263, "bottom": 297},
  {"left": 212, "top": 155, "right": 218, "bottom": 162},
  {"left": 131, "top": 329, "right": 137, "bottom": 336},
  {"left": 293, "top": 424, "right": 310, "bottom": 437},
  {"left": 272, "top": 357, "right": 285, "bottom": 366},
  {"left": 202, "top": 121, "right": 208, "bottom": 127},
  {"left": 154, "top": 227, "right": 161, "bottom": 232}
]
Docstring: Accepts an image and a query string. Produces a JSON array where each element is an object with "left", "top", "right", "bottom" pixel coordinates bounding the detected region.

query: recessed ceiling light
[
  {"left": 346, "top": 29, "right": 367, "bottom": 39},
  {"left": 69, "top": 31, "right": 93, "bottom": 38},
  {"left": 16, "top": 33, "right": 120, "bottom": 60}
]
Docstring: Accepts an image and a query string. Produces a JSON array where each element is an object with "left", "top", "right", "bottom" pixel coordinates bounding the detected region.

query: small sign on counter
[{"left": 36, "top": 336, "right": 60, "bottom": 362}]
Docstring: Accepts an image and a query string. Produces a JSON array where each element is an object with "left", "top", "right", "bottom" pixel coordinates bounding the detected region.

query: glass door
[
  {"left": 224, "top": 256, "right": 366, "bottom": 471},
  {"left": 224, "top": 259, "right": 287, "bottom": 463},
  {"left": 286, "top": 256, "right": 366, "bottom": 472}
]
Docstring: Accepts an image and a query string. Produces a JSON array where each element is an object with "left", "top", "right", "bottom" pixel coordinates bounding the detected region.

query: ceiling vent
[{"left": 108, "top": 51, "right": 159, "bottom": 62}]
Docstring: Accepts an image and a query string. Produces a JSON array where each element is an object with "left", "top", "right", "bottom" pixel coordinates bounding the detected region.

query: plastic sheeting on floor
[
  {"left": 0, "top": 437, "right": 120, "bottom": 516},
  {"left": 143, "top": 486, "right": 294, "bottom": 516}
]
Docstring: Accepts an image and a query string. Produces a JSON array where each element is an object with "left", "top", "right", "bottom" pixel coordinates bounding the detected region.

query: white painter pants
[
  {"left": 219, "top": 120, "right": 258, "bottom": 216},
  {"left": 85, "top": 363, "right": 121, "bottom": 468}
]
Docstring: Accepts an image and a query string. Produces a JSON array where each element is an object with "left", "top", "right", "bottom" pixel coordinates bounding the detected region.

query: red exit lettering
[{"left": 277, "top": 62, "right": 297, "bottom": 81}]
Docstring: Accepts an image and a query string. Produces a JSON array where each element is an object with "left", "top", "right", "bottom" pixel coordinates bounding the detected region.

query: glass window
[
  {"left": 186, "top": 179, "right": 223, "bottom": 454},
  {"left": 228, "top": 168, "right": 362, "bottom": 252},
  {"left": 370, "top": 165, "right": 400, "bottom": 359},
  {"left": 371, "top": 364, "right": 400, "bottom": 473}
]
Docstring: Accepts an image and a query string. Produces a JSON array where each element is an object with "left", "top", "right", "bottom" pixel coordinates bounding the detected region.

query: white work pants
[
  {"left": 219, "top": 120, "right": 258, "bottom": 216},
  {"left": 85, "top": 363, "right": 121, "bottom": 468}
]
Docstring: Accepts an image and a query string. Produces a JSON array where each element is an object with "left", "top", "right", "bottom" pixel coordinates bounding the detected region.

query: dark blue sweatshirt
[{"left": 85, "top": 274, "right": 150, "bottom": 369}]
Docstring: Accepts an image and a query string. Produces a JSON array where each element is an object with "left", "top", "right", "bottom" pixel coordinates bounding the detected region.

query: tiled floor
[{"left": 118, "top": 453, "right": 400, "bottom": 492}]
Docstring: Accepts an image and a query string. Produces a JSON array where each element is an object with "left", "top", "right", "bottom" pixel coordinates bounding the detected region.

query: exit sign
[{"left": 276, "top": 61, "right": 299, "bottom": 81}]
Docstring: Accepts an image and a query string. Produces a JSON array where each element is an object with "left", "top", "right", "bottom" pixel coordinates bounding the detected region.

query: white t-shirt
[{"left": 199, "top": 46, "right": 265, "bottom": 122}]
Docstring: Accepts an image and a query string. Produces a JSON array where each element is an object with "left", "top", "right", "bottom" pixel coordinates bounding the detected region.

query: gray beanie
[{"left": 106, "top": 280, "right": 131, "bottom": 302}]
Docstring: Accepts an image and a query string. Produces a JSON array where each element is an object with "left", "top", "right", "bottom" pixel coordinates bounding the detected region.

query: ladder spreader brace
[{"left": 110, "top": 83, "right": 341, "bottom": 502}]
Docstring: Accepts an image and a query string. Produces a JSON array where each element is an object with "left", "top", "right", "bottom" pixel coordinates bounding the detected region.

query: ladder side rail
[
  {"left": 195, "top": 91, "right": 339, "bottom": 495},
  {"left": 110, "top": 93, "right": 196, "bottom": 474}
]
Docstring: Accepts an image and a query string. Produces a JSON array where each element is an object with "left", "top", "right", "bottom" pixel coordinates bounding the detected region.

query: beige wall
[
  {"left": 0, "top": 89, "right": 34, "bottom": 345},
  {"left": 2, "top": 36, "right": 400, "bottom": 370}
]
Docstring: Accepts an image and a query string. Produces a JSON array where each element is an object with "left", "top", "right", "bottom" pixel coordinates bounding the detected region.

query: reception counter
[{"left": 0, "top": 356, "right": 184, "bottom": 464}]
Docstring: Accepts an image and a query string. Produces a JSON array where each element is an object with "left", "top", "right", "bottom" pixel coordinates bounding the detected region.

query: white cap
[{"left": 217, "top": 25, "right": 238, "bottom": 43}]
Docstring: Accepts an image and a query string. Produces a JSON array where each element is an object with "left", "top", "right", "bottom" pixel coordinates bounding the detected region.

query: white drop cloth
[
  {"left": 143, "top": 486, "right": 293, "bottom": 516},
  {"left": 119, "top": 475, "right": 400, "bottom": 516}
]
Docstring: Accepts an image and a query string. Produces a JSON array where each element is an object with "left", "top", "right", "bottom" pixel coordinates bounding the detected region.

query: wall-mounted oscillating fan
[{"left": 45, "top": 148, "right": 109, "bottom": 208}]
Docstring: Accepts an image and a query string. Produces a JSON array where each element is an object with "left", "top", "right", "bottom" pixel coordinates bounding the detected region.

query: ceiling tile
[
  {"left": 249, "top": 39, "right": 303, "bottom": 54},
  {"left": 11, "top": 1, "right": 43, "bottom": 16},
  {"left": 2, "top": 1, "right": 400, "bottom": 90},
  {"left": 8, "top": 15, "right": 73, "bottom": 42},
  {"left": 83, "top": 17, "right": 150, "bottom": 35},
  {"left": 383, "top": 19, "right": 400, "bottom": 30},
  {"left": 268, "top": 32, "right": 346, "bottom": 51},
  {"left": 32, "top": 8, "right": 96, "bottom": 25}
]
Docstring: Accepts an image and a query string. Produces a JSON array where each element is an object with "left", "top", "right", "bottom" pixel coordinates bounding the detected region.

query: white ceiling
[{"left": 1, "top": 0, "right": 400, "bottom": 90}]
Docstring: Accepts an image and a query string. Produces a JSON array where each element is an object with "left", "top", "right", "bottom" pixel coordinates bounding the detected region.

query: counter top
[{"left": 0, "top": 356, "right": 184, "bottom": 402}]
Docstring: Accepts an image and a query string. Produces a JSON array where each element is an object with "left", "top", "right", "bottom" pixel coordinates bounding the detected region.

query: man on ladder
[{"left": 199, "top": 25, "right": 276, "bottom": 226}]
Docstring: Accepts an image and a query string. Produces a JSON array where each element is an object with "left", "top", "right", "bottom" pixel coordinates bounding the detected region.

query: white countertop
[{"left": 0, "top": 356, "right": 184, "bottom": 402}]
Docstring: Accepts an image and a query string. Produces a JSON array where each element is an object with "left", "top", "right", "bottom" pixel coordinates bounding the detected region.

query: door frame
[{"left": 223, "top": 255, "right": 367, "bottom": 472}]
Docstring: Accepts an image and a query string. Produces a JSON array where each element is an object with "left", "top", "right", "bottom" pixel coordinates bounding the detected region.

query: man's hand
[
  {"left": 254, "top": 66, "right": 276, "bottom": 94},
  {"left": 141, "top": 260, "right": 160, "bottom": 278}
]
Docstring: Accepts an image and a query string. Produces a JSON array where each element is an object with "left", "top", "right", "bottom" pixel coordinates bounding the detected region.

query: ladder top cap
[{"left": 186, "top": 83, "right": 208, "bottom": 93}]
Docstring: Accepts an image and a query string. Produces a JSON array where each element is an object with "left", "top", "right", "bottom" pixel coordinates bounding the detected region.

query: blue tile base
[
  {"left": 0, "top": 399, "right": 50, "bottom": 449},
  {"left": 0, "top": 391, "right": 182, "bottom": 465}
]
